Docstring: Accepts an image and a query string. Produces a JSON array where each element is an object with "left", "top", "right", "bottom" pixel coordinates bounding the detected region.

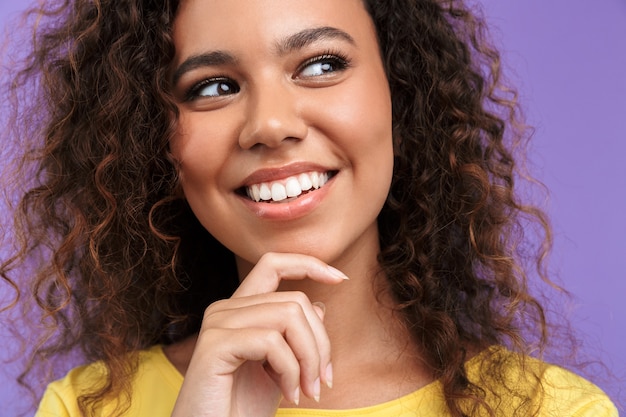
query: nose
[{"left": 238, "top": 79, "right": 308, "bottom": 150}]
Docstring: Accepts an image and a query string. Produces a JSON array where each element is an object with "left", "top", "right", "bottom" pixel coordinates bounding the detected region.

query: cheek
[
  {"left": 329, "top": 62, "right": 391, "bottom": 133},
  {"left": 345, "top": 69, "right": 394, "bottom": 201},
  {"left": 326, "top": 68, "right": 393, "bottom": 164},
  {"left": 170, "top": 114, "right": 230, "bottom": 187}
]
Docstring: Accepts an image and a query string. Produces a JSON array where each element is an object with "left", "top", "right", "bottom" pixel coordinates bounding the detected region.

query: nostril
[
  {"left": 238, "top": 97, "right": 308, "bottom": 149},
  {"left": 239, "top": 133, "right": 305, "bottom": 151}
]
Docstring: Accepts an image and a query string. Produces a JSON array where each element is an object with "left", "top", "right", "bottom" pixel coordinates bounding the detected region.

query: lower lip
[{"left": 238, "top": 175, "right": 336, "bottom": 221}]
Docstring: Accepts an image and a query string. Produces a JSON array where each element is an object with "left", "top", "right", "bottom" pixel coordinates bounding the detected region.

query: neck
[
  {"left": 272, "top": 248, "right": 431, "bottom": 409},
  {"left": 276, "top": 253, "right": 395, "bottom": 354}
]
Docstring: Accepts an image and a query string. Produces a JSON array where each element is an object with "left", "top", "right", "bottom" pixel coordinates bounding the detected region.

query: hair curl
[{"left": 1, "top": 0, "right": 568, "bottom": 416}]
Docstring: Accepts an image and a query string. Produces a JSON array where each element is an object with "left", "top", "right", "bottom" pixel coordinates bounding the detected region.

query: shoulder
[
  {"left": 538, "top": 363, "right": 618, "bottom": 417},
  {"left": 466, "top": 346, "right": 618, "bottom": 417},
  {"left": 36, "top": 345, "right": 183, "bottom": 417}
]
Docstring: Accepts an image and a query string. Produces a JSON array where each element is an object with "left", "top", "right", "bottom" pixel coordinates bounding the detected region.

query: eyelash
[
  {"left": 185, "top": 77, "right": 238, "bottom": 102},
  {"left": 184, "top": 50, "right": 352, "bottom": 101},
  {"left": 295, "top": 50, "right": 351, "bottom": 78}
]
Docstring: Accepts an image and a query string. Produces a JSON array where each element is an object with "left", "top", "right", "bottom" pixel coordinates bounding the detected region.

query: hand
[{"left": 170, "top": 252, "right": 348, "bottom": 417}]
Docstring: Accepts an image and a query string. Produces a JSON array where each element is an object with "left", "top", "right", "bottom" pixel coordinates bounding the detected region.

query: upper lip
[{"left": 239, "top": 162, "right": 336, "bottom": 188}]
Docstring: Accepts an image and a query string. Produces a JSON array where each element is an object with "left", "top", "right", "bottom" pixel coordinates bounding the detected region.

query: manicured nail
[
  {"left": 326, "top": 265, "right": 349, "bottom": 280},
  {"left": 293, "top": 387, "right": 300, "bottom": 405},
  {"left": 325, "top": 363, "right": 334, "bottom": 389},
  {"left": 313, "top": 377, "right": 321, "bottom": 403}
]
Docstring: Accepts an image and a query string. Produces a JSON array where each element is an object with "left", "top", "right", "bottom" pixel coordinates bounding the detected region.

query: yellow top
[{"left": 36, "top": 345, "right": 617, "bottom": 417}]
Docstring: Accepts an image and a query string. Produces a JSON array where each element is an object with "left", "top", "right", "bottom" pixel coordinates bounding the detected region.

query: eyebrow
[
  {"left": 275, "top": 26, "right": 355, "bottom": 55},
  {"left": 172, "top": 26, "right": 355, "bottom": 86},
  {"left": 172, "top": 51, "right": 236, "bottom": 86}
]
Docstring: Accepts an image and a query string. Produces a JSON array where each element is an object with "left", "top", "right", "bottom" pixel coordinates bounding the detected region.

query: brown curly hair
[{"left": 1, "top": 0, "right": 568, "bottom": 415}]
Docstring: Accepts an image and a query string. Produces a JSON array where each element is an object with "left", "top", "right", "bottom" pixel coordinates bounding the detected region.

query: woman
[{"left": 0, "top": 0, "right": 616, "bottom": 416}]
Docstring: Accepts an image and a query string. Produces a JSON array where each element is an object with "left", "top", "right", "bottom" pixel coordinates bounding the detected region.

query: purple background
[{"left": 1, "top": 0, "right": 624, "bottom": 412}]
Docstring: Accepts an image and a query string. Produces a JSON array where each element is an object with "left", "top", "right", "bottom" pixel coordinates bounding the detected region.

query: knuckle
[
  {"left": 202, "top": 300, "right": 230, "bottom": 325},
  {"left": 204, "top": 299, "right": 226, "bottom": 315},
  {"left": 283, "top": 300, "right": 304, "bottom": 317},
  {"left": 262, "top": 329, "right": 285, "bottom": 347},
  {"left": 259, "top": 251, "right": 279, "bottom": 264},
  {"left": 290, "top": 290, "right": 310, "bottom": 306},
  {"left": 203, "top": 304, "right": 220, "bottom": 321}
]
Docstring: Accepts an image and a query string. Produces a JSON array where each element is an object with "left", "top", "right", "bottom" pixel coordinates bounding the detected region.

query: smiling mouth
[{"left": 240, "top": 170, "right": 336, "bottom": 203}]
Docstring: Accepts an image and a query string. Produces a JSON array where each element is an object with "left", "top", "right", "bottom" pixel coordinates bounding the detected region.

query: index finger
[{"left": 233, "top": 252, "right": 349, "bottom": 298}]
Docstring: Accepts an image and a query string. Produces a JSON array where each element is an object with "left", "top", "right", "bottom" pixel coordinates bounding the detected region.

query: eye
[
  {"left": 297, "top": 53, "right": 350, "bottom": 78},
  {"left": 187, "top": 77, "right": 240, "bottom": 101}
]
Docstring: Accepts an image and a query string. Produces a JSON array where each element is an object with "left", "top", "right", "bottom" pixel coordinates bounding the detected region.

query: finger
[
  {"left": 198, "top": 327, "right": 303, "bottom": 405},
  {"left": 311, "top": 301, "right": 333, "bottom": 388},
  {"left": 203, "top": 298, "right": 328, "bottom": 400},
  {"left": 175, "top": 327, "right": 302, "bottom": 414},
  {"left": 312, "top": 301, "right": 326, "bottom": 320},
  {"left": 206, "top": 292, "right": 333, "bottom": 390},
  {"left": 233, "top": 252, "right": 348, "bottom": 298}
]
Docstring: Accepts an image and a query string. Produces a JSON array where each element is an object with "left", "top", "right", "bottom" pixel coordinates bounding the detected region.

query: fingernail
[
  {"left": 325, "top": 362, "right": 334, "bottom": 389},
  {"left": 326, "top": 265, "right": 349, "bottom": 280},
  {"left": 312, "top": 301, "right": 326, "bottom": 316},
  {"left": 293, "top": 387, "right": 300, "bottom": 405},
  {"left": 313, "top": 377, "right": 321, "bottom": 403}
]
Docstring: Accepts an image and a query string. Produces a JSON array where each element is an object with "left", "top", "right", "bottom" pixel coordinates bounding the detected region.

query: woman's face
[{"left": 169, "top": 0, "right": 393, "bottom": 270}]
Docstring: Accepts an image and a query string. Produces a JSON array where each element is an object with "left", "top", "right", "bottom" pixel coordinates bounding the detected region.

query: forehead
[{"left": 172, "top": 0, "right": 376, "bottom": 58}]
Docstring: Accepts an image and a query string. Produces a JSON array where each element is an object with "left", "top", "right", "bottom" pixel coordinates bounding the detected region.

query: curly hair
[
  {"left": 1, "top": 0, "right": 565, "bottom": 416},
  {"left": 367, "top": 1, "right": 556, "bottom": 415}
]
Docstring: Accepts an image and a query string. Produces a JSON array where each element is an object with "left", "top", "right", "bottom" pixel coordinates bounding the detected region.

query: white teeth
[
  {"left": 251, "top": 184, "right": 261, "bottom": 202},
  {"left": 311, "top": 172, "right": 320, "bottom": 189},
  {"left": 316, "top": 173, "right": 329, "bottom": 187},
  {"left": 298, "top": 173, "right": 313, "bottom": 191},
  {"left": 245, "top": 171, "right": 331, "bottom": 203},
  {"left": 259, "top": 183, "right": 271, "bottom": 201},
  {"left": 285, "top": 177, "right": 302, "bottom": 198},
  {"left": 271, "top": 183, "right": 287, "bottom": 201}
]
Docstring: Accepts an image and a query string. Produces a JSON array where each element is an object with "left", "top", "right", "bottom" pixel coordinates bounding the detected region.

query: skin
[{"left": 167, "top": 0, "right": 431, "bottom": 415}]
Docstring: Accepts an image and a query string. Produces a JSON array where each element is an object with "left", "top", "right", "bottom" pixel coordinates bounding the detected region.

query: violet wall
[{"left": 1, "top": 0, "right": 624, "bottom": 412}]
